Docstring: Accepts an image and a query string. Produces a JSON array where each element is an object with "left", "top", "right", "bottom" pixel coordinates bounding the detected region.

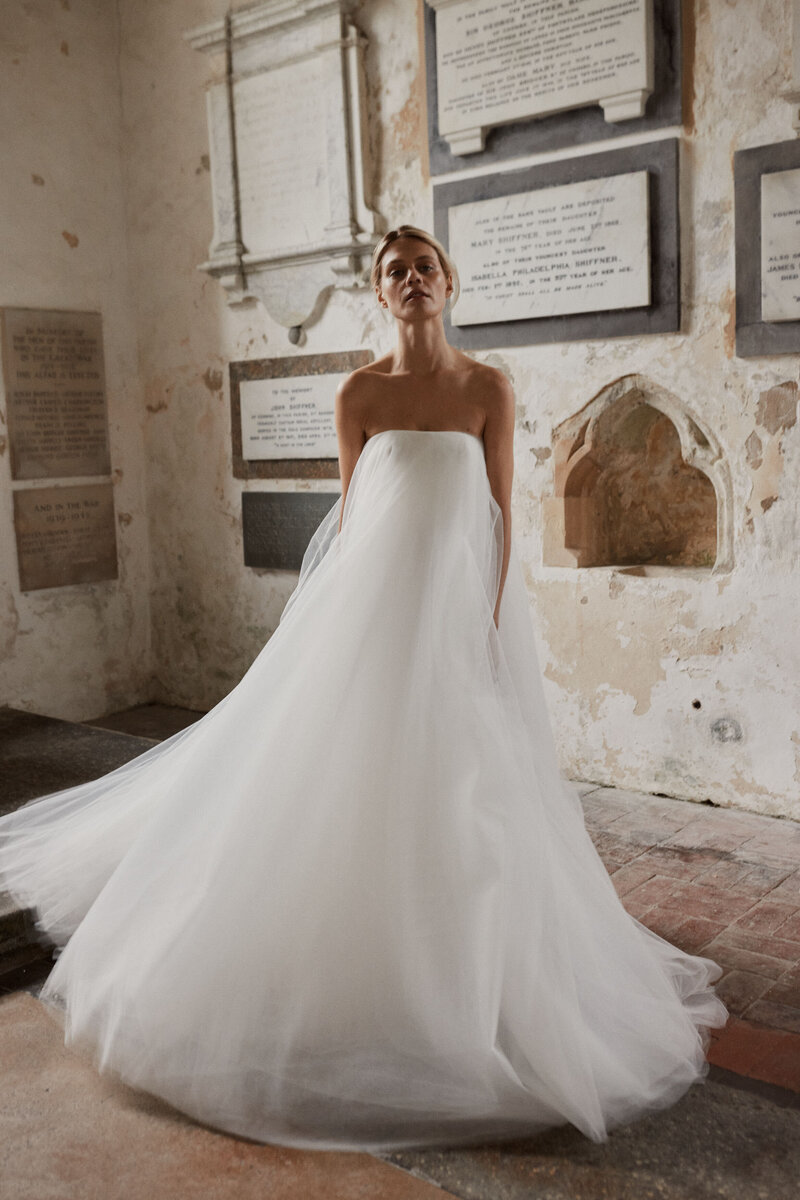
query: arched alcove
[{"left": 542, "top": 376, "right": 734, "bottom": 572}]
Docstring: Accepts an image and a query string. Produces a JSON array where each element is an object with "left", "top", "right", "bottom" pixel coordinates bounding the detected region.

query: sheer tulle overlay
[{"left": 0, "top": 429, "right": 727, "bottom": 1152}]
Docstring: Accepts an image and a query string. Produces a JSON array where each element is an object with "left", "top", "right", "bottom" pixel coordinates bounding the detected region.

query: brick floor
[{"left": 581, "top": 785, "right": 800, "bottom": 1093}]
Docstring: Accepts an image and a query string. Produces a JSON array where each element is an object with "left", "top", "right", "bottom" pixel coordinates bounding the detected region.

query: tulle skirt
[{"left": 0, "top": 429, "right": 727, "bottom": 1151}]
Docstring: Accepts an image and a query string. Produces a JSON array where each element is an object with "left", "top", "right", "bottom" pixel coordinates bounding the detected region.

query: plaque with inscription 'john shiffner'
[
  {"left": 1, "top": 308, "right": 111, "bottom": 481},
  {"left": 13, "top": 482, "right": 118, "bottom": 592}
]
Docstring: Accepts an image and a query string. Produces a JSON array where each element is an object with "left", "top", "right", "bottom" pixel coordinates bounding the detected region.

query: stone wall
[{"left": 0, "top": 0, "right": 151, "bottom": 720}]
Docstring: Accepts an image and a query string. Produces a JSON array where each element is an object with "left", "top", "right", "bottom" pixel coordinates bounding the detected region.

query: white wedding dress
[{"left": 0, "top": 429, "right": 727, "bottom": 1152}]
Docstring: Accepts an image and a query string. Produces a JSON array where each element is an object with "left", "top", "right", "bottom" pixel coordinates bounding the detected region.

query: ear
[
  {"left": 375, "top": 286, "right": 387, "bottom": 309},
  {"left": 445, "top": 275, "right": 453, "bottom": 296}
]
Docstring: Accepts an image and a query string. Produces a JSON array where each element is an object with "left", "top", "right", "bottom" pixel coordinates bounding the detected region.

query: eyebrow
[{"left": 384, "top": 253, "right": 438, "bottom": 269}]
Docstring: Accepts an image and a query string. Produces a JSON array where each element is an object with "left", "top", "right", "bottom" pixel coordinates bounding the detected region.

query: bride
[{"left": 0, "top": 225, "right": 727, "bottom": 1153}]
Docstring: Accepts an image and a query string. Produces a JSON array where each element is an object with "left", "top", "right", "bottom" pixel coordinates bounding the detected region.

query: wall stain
[
  {"left": 744, "top": 430, "right": 762, "bottom": 469},
  {"left": 60, "top": 41, "right": 69, "bottom": 56},
  {"left": 61, "top": 230, "right": 79, "bottom": 248},
  {"left": 31, "top": 173, "right": 44, "bottom": 186},
  {"left": 202, "top": 367, "right": 223, "bottom": 393},
  {"left": 756, "top": 380, "right": 798, "bottom": 436}
]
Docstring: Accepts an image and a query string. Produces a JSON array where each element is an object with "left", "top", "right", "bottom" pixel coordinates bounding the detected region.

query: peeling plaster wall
[
  {"left": 0, "top": 0, "right": 151, "bottom": 720},
  {"left": 115, "top": 0, "right": 798, "bottom": 817}
]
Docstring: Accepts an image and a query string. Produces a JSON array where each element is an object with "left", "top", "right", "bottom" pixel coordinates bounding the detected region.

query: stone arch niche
[{"left": 542, "top": 376, "right": 734, "bottom": 572}]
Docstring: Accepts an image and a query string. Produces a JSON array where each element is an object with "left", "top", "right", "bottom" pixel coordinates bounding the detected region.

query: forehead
[{"left": 383, "top": 238, "right": 440, "bottom": 268}]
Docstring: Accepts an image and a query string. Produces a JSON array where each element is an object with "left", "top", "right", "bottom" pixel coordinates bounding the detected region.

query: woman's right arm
[{"left": 334, "top": 376, "right": 368, "bottom": 533}]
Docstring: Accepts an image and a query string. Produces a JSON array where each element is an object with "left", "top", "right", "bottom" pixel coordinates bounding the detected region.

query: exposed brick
[
  {"left": 693, "top": 859, "right": 791, "bottom": 897},
  {"left": 620, "top": 874, "right": 689, "bottom": 910},
  {"left": 608, "top": 860, "right": 657, "bottom": 897},
  {"left": 708, "top": 1016, "right": 800, "bottom": 1092},
  {"left": 700, "top": 938, "right": 795, "bottom": 981},
  {"left": 766, "top": 871, "right": 800, "bottom": 905},
  {"left": 773, "top": 909, "right": 800, "bottom": 943},
  {"left": 665, "top": 882, "right": 756, "bottom": 924},
  {"left": 668, "top": 916, "right": 726, "bottom": 955},
  {"left": 734, "top": 900, "right": 799, "bottom": 936},
  {"left": 588, "top": 832, "right": 643, "bottom": 866},
  {"left": 744, "top": 1000, "right": 800, "bottom": 1035},
  {"left": 716, "top": 927, "right": 800, "bottom": 963},
  {"left": 634, "top": 844, "right": 725, "bottom": 881},
  {"left": 663, "top": 821, "right": 756, "bottom": 853},
  {"left": 716, "top": 970, "right": 774, "bottom": 1016},
  {"left": 762, "top": 964, "right": 800, "bottom": 1008}
]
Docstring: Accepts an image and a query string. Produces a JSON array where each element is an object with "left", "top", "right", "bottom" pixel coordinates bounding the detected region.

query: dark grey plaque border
[
  {"left": 734, "top": 139, "right": 800, "bottom": 358},
  {"left": 230, "top": 351, "right": 373, "bottom": 479},
  {"left": 424, "top": 0, "right": 682, "bottom": 176},
  {"left": 242, "top": 491, "right": 340, "bottom": 571},
  {"left": 434, "top": 137, "right": 680, "bottom": 351}
]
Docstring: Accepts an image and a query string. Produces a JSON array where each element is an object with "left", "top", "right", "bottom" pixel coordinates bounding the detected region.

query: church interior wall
[
  {"left": 1, "top": 0, "right": 798, "bottom": 818},
  {"left": 0, "top": 0, "right": 152, "bottom": 721}
]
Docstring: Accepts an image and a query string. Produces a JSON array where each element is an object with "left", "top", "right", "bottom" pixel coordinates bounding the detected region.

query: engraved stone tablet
[
  {"left": 430, "top": 0, "right": 654, "bottom": 155},
  {"left": 449, "top": 171, "right": 650, "bottom": 326},
  {"left": 240, "top": 374, "right": 345, "bottom": 460},
  {"left": 242, "top": 492, "right": 339, "bottom": 570},
  {"left": 13, "top": 483, "right": 118, "bottom": 592},
  {"left": 2, "top": 308, "right": 110, "bottom": 481},
  {"left": 761, "top": 168, "right": 800, "bottom": 322}
]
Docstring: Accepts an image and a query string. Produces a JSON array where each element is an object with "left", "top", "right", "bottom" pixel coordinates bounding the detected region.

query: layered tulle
[{"left": 0, "top": 429, "right": 727, "bottom": 1151}]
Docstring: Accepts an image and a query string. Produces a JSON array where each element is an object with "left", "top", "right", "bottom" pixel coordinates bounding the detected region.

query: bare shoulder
[
  {"left": 336, "top": 354, "right": 393, "bottom": 403},
  {"left": 462, "top": 357, "right": 514, "bottom": 423}
]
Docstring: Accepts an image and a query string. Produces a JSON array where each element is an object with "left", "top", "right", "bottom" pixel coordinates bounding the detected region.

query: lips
[{"left": 404, "top": 290, "right": 429, "bottom": 302}]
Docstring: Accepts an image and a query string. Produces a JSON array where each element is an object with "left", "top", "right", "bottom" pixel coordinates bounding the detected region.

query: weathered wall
[
  {"left": 118, "top": 0, "right": 799, "bottom": 817},
  {"left": 0, "top": 0, "right": 151, "bottom": 720},
  {"left": 4, "top": 0, "right": 797, "bottom": 818}
]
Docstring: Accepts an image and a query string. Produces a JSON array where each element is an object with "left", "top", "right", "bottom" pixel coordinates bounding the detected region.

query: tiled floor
[{"left": 580, "top": 784, "right": 800, "bottom": 1091}]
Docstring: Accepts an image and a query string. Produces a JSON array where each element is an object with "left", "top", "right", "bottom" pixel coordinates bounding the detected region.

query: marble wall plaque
[
  {"left": 434, "top": 137, "right": 679, "bottom": 349},
  {"left": 735, "top": 139, "right": 800, "bottom": 356},
  {"left": 430, "top": 0, "right": 654, "bottom": 155},
  {"left": 242, "top": 491, "right": 339, "bottom": 571},
  {"left": 240, "top": 374, "right": 345, "bottom": 460},
  {"left": 760, "top": 168, "right": 800, "bottom": 322},
  {"left": 2, "top": 308, "right": 110, "bottom": 481},
  {"left": 450, "top": 170, "right": 650, "bottom": 326},
  {"left": 13, "top": 482, "right": 118, "bottom": 592},
  {"left": 230, "top": 350, "right": 372, "bottom": 479},
  {"left": 234, "top": 60, "right": 328, "bottom": 257}
]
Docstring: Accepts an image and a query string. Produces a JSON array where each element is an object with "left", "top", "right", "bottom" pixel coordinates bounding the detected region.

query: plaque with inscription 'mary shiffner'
[{"left": 2, "top": 308, "right": 111, "bottom": 481}]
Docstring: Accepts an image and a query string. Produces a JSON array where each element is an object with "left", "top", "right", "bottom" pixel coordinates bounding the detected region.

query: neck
[{"left": 392, "top": 318, "right": 455, "bottom": 375}]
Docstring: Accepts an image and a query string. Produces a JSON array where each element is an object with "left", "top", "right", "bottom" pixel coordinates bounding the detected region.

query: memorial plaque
[
  {"left": 430, "top": 0, "right": 654, "bottom": 155},
  {"left": 13, "top": 483, "right": 118, "bottom": 592},
  {"left": 242, "top": 492, "right": 339, "bottom": 570},
  {"left": 450, "top": 171, "right": 650, "bottom": 326},
  {"left": 434, "top": 138, "right": 678, "bottom": 350},
  {"left": 424, "top": 0, "right": 681, "bottom": 177},
  {"left": 1, "top": 308, "right": 110, "bottom": 481},
  {"left": 240, "top": 374, "right": 345, "bottom": 460},
  {"left": 234, "top": 61, "right": 328, "bottom": 257},
  {"left": 735, "top": 139, "right": 800, "bottom": 357},
  {"left": 230, "top": 351, "right": 373, "bottom": 479},
  {"left": 760, "top": 168, "right": 800, "bottom": 322}
]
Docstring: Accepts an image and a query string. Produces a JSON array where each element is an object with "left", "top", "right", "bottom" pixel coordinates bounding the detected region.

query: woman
[{"left": 0, "top": 226, "right": 727, "bottom": 1153}]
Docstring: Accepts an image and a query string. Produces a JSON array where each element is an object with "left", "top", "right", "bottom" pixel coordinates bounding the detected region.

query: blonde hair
[{"left": 370, "top": 225, "right": 460, "bottom": 306}]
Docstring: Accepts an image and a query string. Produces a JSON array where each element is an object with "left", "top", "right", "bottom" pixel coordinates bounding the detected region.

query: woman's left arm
[{"left": 481, "top": 371, "right": 515, "bottom": 628}]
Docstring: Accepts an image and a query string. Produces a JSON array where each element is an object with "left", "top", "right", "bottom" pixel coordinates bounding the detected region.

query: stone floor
[{"left": 1, "top": 704, "right": 799, "bottom": 1197}]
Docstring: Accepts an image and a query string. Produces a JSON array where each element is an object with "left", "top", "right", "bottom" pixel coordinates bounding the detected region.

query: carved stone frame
[{"left": 186, "top": 1, "right": 382, "bottom": 331}]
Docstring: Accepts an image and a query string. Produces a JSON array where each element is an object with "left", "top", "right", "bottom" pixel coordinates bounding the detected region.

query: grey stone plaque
[
  {"left": 242, "top": 492, "right": 339, "bottom": 570},
  {"left": 230, "top": 351, "right": 373, "bottom": 479},
  {"left": 434, "top": 138, "right": 679, "bottom": 350},
  {"left": 424, "top": 0, "right": 681, "bottom": 175},
  {"left": 2, "top": 308, "right": 111, "bottom": 480},
  {"left": 13, "top": 482, "right": 118, "bottom": 592},
  {"left": 735, "top": 139, "right": 800, "bottom": 356}
]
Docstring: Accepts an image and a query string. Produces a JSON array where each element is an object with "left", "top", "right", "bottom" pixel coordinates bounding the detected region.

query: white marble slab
[
  {"left": 431, "top": 0, "right": 653, "bottom": 154},
  {"left": 240, "top": 374, "right": 344, "bottom": 459},
  {"left": 234, "top": 61, "right": 329, "bottom": 257},
  {"left": 449, "top": 170, "right": 650, "bottom": 326},
  {"left": 761, "top": 168, "right": 800, "bottom": 322}
]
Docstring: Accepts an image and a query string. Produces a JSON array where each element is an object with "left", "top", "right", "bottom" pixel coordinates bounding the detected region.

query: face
[{"left": 376, "top": 237, "right": 453, "bottom": 321}]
